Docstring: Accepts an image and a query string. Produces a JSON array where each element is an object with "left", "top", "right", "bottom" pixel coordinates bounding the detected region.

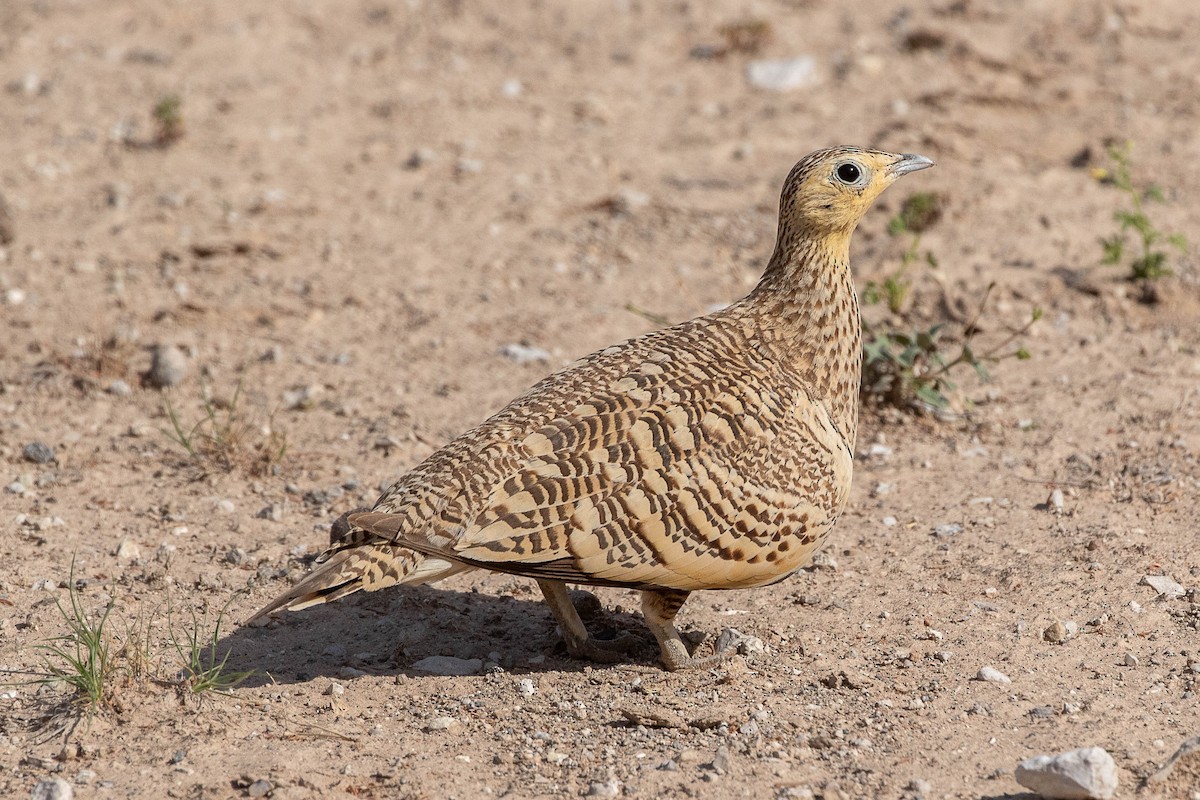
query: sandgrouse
[{"left": 248, "top": 146, "right": 934, "bottom": 670}]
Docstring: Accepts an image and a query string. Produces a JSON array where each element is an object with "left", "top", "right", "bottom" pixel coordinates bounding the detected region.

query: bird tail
[{"left": 244, "top": 543, "right": 466, "bottom": 624}]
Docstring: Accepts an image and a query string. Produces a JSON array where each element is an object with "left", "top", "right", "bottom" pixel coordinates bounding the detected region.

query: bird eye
[{"left": 835, "top": 162, "right": 862, "bottom": 184}]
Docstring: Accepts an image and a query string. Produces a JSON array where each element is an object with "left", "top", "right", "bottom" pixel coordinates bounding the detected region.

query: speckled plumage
[{"left": 248, "top": 146, "right": 934, "bottom": 670}]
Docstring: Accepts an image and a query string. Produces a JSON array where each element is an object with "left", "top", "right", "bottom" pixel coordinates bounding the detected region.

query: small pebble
[
  {"left": 30, "top": 778, "right": 73, "bottom": 800},
  {"left": 1046, "top": 488, "right": 1065, "bottom": 513},
  {"left": 517, "top": 678, "right": 536, "bottom": 697},
  {"left": 107, "top": 379, "right": 132, "bottom": 396},
  {"left": 587, "top": 779, "right": 621, "bottom": 797},
  {"left": 6, "top": 481, "right": 25, "bottom": 494},
  {"left": 933, "top": 523, "right": 963, "bottom": 538},
  {"left": 282, "top": 384, "right": 322, "bottom": 411},
  {"left": 455, "top": 157, "right": 484, "bottom": 175},
  {"left": 711, "top": 745, "right": 732, "bottom": 773},
  {"left": 405, "top": 148, "right": 437, "bottom": 169},
  {"left": 326, "top": 682, "right": 345, "bottom": 696},
  {"left": 22, "top": 442, "right": 55, "bottom": 464},
  {"left": 746, "top": 56, "right": 820, "bottom": 91},
  {"left": 610, "top": 188, "right": 650, "bottom": 215},
  {"left": 976, "top": 666, "right": 1011, "bottom": 684},
  {"left": 115, "top": 538, "right": 142, "bottom": 561},
  {"left": 247, "top": 780, "right": 272, "bottom": 798},
  {"left": 1141, "top": 574, "right": 1186, "bottom": 598},
  {"left": 147, "top": 344, "right": 187, "bottom": 388},
  {"left": 1043, "top": 621, "right": 1070, "bottom": 644},
  {"left": 499, "top": 343, "right": 551, "bottom": 364},
  {"left": 1123, "top": 653, "right": 1138, "bottom": 667},
  {"left": 426, "top": 716, "right": 457, "bottom": 731},
  {"left": 257, "top": 503, "right": 285, "bottom": 522}
]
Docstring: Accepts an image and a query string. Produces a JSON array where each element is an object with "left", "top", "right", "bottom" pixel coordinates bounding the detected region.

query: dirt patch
[{"left": 2, "top": 1, "right": 1199, "bottom": 798}]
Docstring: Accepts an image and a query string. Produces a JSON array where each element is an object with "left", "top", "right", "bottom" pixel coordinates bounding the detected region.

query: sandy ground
[{"left": 2, "top": 1, "right": 1200, "bottom": 798}]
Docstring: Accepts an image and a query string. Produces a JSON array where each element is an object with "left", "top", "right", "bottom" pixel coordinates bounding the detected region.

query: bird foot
[
  {"left": 658, "top": 637, "right": 738, "bottom": 671},
  {"left": 656, "top": 628, "right": 760, "bottom": 671}
]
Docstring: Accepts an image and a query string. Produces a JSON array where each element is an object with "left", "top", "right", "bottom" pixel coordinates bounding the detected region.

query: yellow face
[{"left": 783, "top": 147, "right": 934, "bottom": 235}]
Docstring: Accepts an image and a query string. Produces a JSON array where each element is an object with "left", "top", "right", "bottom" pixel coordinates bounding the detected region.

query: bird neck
[{"left": 743, "top": 231, "right": 862, "bottom": 446}]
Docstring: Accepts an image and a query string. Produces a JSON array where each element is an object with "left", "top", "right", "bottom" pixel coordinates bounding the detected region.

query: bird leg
[
  {"left": 641, "top": 589, "right": 736, "bottom": 671},
  {"left": 537, "top": 580, "right": 639, "bottom": 663}
]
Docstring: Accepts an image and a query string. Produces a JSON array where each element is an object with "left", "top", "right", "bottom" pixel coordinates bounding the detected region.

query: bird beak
[{"left": 888, "top": 153, "right": 935, "bottom": 177}]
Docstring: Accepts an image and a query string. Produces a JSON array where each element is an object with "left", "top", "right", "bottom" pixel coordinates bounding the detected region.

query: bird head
[{"left": 779, "top": 147, "right": 935, "bottom": 241}]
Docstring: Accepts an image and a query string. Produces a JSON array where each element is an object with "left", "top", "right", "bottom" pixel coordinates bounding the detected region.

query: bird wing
[{"left": 350, "top": 322, "right": 853, "bottom": 592}]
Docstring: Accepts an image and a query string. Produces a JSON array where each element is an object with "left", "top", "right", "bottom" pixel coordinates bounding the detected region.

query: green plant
[
  {"left": 864, "top": 192, "right": 944, "bottom": 313},
  {"left": 862, "top": 285, "right": 1041, "bottom": 411},
  {"left": 1097, "top": 141, "right": 1187, "bottom": 280},
  {"left": 153, "top": 94, "right": 184, "bottom": 145},
  {"left": 168, "top": 600, "right": 252, "bottom": 699},
  {"left": 33, "top": 563, "right": 117, "bottom": 713},
  {"left": 163, "top": 380, "right": 287, "bottom": 476}
]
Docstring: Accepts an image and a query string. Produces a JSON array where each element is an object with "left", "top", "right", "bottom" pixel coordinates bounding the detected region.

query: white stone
[
  {"left": 976, "top": 666, "right": 1011, "bottom": 684},
  {"left": 31, "top": 778, "right": 74, "bottom": 800},
  {"left": 147, "top": 344, "right": 187, "bottom": 388},
  {"left": 587, "top": 779, "right": 621, "bottom": 797},
  {"left": 426, "top": 716, "right": 457, "bottom": 731},
  {"left": 746, "top": 57, "right": 820, "bottom": 91},
  {"left": 1141, "top": 574, "right": 1186, "bottom": 598},
  {"left": 115, "top": 538, "right": 141, "bottom": 561},
  {"left": 499, "top": 343, "right": 550, "bottom": 364},
  {"left": 1015, "top": 746, "right": 1117, "bottom": 799}
]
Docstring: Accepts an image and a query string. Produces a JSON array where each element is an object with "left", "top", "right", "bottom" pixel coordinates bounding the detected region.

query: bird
[{"left": 247, "top": 146, "right": 934, "bottom": 670}]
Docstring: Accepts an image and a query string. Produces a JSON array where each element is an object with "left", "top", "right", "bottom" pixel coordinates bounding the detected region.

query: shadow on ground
[{"left": 219, "top": 584, "right": 659, "bottom": 687}]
